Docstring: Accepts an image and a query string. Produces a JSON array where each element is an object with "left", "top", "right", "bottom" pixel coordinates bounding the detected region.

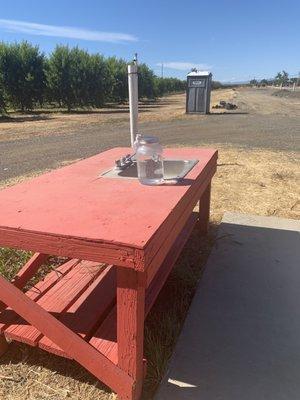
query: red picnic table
[{"left": 0, "top": 147, "right": 217, "bottom": 399}]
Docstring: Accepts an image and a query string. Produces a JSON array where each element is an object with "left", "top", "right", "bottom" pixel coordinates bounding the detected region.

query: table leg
[
  {"left": 199, "top": 182, "right": 211, "bottom": 235},
  {"left": 0, "top": 334, "right": 8, "bottom": 357},
  {"left": 117, "top": 268, "right": 145, "bottom": 400}
]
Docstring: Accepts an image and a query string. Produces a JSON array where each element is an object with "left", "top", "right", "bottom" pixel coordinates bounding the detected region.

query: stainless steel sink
[{"left": 100, "top": 159, "right": 198, "bottom": 180}]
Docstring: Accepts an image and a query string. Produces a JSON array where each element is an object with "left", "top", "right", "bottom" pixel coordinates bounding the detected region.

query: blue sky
[{"left": 0, "top": 0, "right": 299, "bottom": 82}]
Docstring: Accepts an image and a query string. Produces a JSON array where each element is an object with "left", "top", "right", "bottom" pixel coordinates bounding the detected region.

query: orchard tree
[
  {"left": 0, "top": 84, "right": 6, "bottom": 115},
  {"left": 138, "top": 63, "right": 156, "bottom": 99},
  {"left": 0, "top": 41, "right": 45, "bottom": 111},
  {"left": 46, "top": 45, "right": 76, "bottom": 110},
  {"left": 106, "top": 57, "right": 128, "bottom": 103},
  {"left": 275, "top": 70, "right": 289, "bottom": 86},
  {"left": 87, "top": 54, "right": 113, "bottom": 107},
  {"left": 260, "top": 79, "right": 269, "bottom": 86}
]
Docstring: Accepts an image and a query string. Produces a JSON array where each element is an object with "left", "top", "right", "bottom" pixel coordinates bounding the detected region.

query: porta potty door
[{"left": 186, "top": 77, "right": 207, "bottom": 113}]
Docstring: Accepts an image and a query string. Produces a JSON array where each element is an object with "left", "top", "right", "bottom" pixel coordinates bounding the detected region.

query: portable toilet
[{"left": 186, "top": 70, "right": 212, "bottom": 114}]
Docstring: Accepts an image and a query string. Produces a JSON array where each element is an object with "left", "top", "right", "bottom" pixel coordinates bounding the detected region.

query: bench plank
[
  {"left": 38, "top": 265, "right": 116, "bottom": 357},
  {"left": 4, "top": 261, "right": 103, "bottom": 345},
  {"left": 0, "top": 273, "right": 134, "bottom": 397},
  {"left": 0, "top": 259, "right": 80, "bottom": 333}
]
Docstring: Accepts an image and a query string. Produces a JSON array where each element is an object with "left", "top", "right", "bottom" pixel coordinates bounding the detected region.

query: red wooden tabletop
[{"left": 0, "top": 147, "right": 217, "bottom": 258}]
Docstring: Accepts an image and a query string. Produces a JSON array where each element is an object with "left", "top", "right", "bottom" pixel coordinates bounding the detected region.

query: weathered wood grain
[
  {"left": 142, "top": 154, "right": 217, "bottom": 268},
  {"left": 0, "top": 147, "right": 217, "bottom": 399},
  {"left": 145, "top": 212, "right": 198, "bottom": 312},
  {"left": 0, "top": 259, "right": 79, "bottom": 333},
  {"left": 117, "top": 268, "right": 145, "bottom": 400},
  {"left": 145, "top": 170, "right": 215, "bottom": 286},
  {"left": 5, "top": 261, "right": 102, "bottom": 345},
  {"left": 0, "top": 148, "right": 217, "bottom": 269},
  {"left": 38, "top": 265, "right": 116, "bottom": 357},
  {"left": 0, "top": 229, "right": 136, "bottom": 268},
  {"left": 0, "top": 274, "right": 134, "bottom": 397},
  {"left": 12, "top": 253, "right": 49, "bottom": 289},
  {"left": 0, "top": 253, "right": 49, "bottom": 312},
  {"left": 90, "top": 212, "right": 198, "bottom": 366}
]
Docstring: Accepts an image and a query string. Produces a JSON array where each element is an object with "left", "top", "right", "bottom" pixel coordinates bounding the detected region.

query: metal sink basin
[{"left": 101, "top": 159, "right": 198, "bottom": 180}]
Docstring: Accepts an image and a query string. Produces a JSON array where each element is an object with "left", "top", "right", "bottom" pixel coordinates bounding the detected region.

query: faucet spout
[{"left": 114, "top": 154, "right": 136, "bottom": 171}]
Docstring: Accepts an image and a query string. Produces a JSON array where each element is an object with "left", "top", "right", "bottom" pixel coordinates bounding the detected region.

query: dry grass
[
  {"left": 0, "top": 144, "right": 299, "bottom": 399},
  {"left": 210, "top": 145, "right": 300, "bottom": 222},
  {"left": 0, "top": 89, "right": 235, "bottom": 142}
]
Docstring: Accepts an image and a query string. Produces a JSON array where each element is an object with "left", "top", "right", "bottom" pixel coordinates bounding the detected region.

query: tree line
[
  {"left": 0, "top": 41, "right": 186, "bottom": 114},
  {"left": 250, "top": 70, "right": 299, "bottom": 87}
]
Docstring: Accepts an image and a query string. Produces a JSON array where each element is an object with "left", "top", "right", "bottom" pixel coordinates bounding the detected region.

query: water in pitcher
[{"left": 136, "top": 135, "right": 164, "bottom": 185}]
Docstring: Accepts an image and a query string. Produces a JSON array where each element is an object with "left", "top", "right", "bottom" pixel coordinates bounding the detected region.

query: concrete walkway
[{"left": 155, "top": 212, "right": 300, "bottom": 400}]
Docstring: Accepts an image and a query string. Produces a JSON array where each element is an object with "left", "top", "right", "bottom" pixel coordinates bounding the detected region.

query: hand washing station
[{"left": 0, "top": 58, "right": 217, "bottom": 400}]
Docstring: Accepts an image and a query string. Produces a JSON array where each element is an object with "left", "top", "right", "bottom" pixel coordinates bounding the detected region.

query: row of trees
[
  {"left": 250, "top": 70, "right": 299, "bottom": 87},
  {"left": 0, "top": 41, "right": 186, "bottom": 113}
]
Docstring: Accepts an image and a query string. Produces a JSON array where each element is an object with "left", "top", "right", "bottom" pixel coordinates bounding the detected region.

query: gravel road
[{"left": 1, "top": 88, "right": 299, "bottom": 182}]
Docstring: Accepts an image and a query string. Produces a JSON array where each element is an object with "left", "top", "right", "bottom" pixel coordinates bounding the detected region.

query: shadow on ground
[{"left": 156, "top": 214, "right": 300, "bottom": 400}]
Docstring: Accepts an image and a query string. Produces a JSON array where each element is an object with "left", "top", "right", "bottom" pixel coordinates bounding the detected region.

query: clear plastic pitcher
[{"left": 136, "top": 135, "right": 164, "bottom": 185}]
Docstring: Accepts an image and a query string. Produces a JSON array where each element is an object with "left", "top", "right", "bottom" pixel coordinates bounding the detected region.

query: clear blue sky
[{"left": 0, "top": 0, "right": 299, "bottom": 82}]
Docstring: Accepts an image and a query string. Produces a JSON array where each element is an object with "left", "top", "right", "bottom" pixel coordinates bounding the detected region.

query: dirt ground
[
  {"left": 0, "top": 89, "right": 234, "bottom": 142},
  {"left": 1, "top": 87, "right": 300, "bottom": 183},
  {"left": 0, "top": 87, "right": 299, "bottom": 399}
]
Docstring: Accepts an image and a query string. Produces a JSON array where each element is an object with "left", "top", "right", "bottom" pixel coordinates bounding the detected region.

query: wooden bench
[{"left": 0, "top": 147, "right": 217, "bottom": 399}]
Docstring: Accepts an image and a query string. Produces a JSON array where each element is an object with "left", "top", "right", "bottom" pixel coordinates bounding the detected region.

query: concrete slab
[{"left": 155, "top": 212, "right": 300, "bottom": 400}]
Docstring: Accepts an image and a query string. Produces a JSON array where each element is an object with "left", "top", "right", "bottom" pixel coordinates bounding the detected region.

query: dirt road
[{"left": 0, "top": 87, "right": 299, "bottom": 183}]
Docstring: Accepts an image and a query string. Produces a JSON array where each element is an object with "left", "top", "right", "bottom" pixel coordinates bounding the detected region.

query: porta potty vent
[{"left": 186, "top": 71, "right": 212, "bottom": 114}]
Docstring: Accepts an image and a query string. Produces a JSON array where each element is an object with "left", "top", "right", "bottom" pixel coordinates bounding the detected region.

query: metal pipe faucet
[{"left": 114, "top": 154, "right": 136, "bottom": 171}]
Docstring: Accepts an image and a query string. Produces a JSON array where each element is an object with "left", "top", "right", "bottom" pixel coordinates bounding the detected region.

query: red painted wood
[
  {"left": 117, "top": 268, "right": 145, "bottom": 400},
  {"left": 0, "top": 274, "right": 134, "bottom": 398},
  {"left": 0, "top": 147, "right": 217, "bottom": 399},
  {"left": 199, "top": 183, "right": 211, "bottom": 234},
  {"left": 0, "top": 334, "right": 8, "bottom": 356},
  {"left": 38, "top": 265, "right": 116, "bottom": 357},
  {"left": 0, "top": 252, "right": 49, "bottom": 312},
  {"left": 143, "top": 155, "right": 217, "bottom": 268},
  {"left": 12, "top": 253, "right": 49, "bottom": 289},
  {"left": 89, "top": 212, "right": 198, "bottom": 368},
  {"left": 145, "top": 212, "right": 198, "bottom": 311},
  {"left": 90, "top": 307, "right": 118, "bottom": 363},
  {"left": 145, "top": 170, "right": 215, "bottom": 286},
  {"left": 0, "top": 229, "right": 136, "bottom": 268},
  {"left": 0, "top": 259, "right": 79, "bottom": 333},
  {"left": 5, "top": 261, "right": 103, "bottom": 345},
  {"left": 0, "top": 148, "right": 217, "bottom": 268}
]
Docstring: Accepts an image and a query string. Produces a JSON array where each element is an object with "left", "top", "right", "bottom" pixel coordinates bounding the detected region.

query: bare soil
[
  {"left": 0, "top": 87, "right": 299, "bottom": 399},
  {"left": 1, "top": 87, "right": 300, "bottom": 183},
  {"left": 0, "top": 89, "right": 234, "bottom": 142},
  {"left": 272, "top": 88, "right": 300, "bottom": 99}
]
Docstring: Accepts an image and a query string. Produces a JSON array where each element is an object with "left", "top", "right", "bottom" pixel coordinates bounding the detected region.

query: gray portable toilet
[{"left": 186, "top": 71, "right": 212, "bottom": 114}]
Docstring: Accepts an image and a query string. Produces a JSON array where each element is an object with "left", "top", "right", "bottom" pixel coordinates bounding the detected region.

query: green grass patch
[
  {"left": 0, "top": 248, "right": 68, "bottom": 291},
  {"left": 0, "top": 248, "right": 32, "bottom": 282}
]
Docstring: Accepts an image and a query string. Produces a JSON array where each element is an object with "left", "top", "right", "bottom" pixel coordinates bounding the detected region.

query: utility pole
[{"left": 161, "top": 62, "right": 164, "bottom": 78}]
